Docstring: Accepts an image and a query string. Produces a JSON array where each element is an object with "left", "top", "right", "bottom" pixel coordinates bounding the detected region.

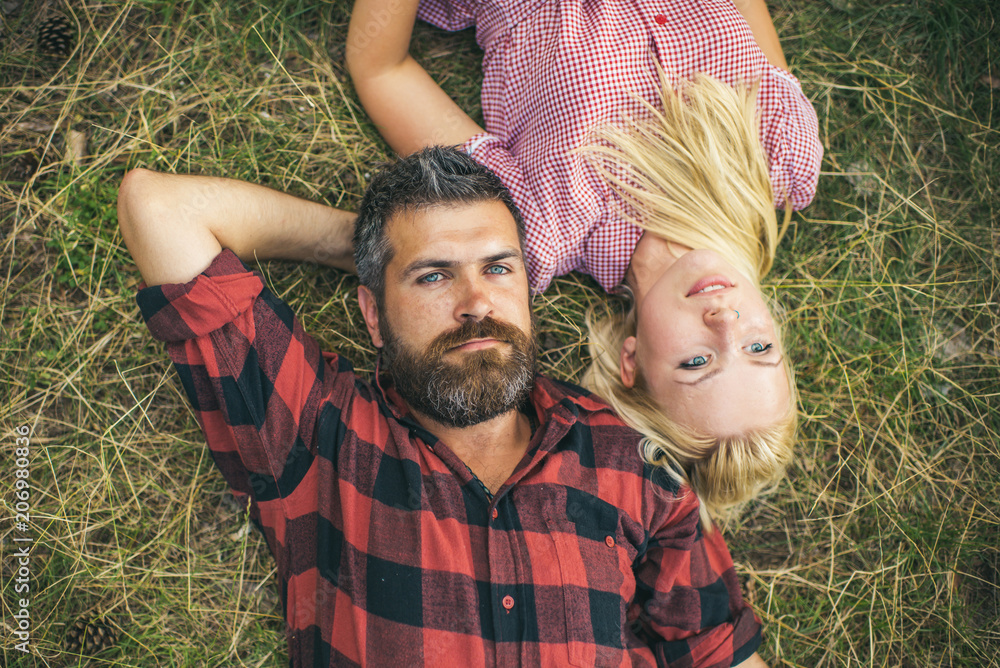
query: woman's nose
[{"left": 705, "top": 306, "right": 739, "bottom": 328}]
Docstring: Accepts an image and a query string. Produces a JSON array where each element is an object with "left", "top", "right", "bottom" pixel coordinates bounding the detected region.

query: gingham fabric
[
  {"left": 137, "top": 249, "right": 762, "bottom": 667},
  {"left": 418, "top": 0, "right": 823, "bottom": 293}
]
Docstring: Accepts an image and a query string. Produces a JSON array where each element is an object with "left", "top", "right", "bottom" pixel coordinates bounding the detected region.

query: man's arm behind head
[
  {"left": 117, "top": 168, "right": 224, "bottom": 286},
  {"left": 117, "top": 168, "right": 357, "bottom": 287}
]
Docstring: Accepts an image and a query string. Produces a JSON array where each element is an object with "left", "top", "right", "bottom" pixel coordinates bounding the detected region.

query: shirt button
[
  {"left": 605, "top": 536, "right": 615, "bottom": 548},
  {"left": 492, "top": 508, "right": 498, "bottom": 520},
  {"left": 654, "top": 14, "right": 668, "bottom": 25},
  {"left": 502, "top": 595, "right": 515, "bottom": 610}
]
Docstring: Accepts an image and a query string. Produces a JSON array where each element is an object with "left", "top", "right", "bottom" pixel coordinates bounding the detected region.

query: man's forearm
[{"left": 118, "top": 169, "right": 356, "bottom": 286}]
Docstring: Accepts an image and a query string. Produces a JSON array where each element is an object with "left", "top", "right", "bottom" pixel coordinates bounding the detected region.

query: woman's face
[{"left": 621, "top": 249, "right": 791, "bottom": 438}]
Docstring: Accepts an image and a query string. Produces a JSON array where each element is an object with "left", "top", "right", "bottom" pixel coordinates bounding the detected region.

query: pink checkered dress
[{"left": 418, "top": 0, "right": 823, "bottom": 293}]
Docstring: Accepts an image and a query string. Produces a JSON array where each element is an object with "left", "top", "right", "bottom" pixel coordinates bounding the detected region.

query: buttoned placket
[
  {"left": 394, "top": 405, "right": 531, "bottom": 664},
  {"left": 386, "top": 378, "right": 576, "bottom": 666},
  {"left": 487, "top": 406, "right": 574, "bottom": 667},
  {"left": 486, "top": 485, "right": 524, "bottom": 667}
]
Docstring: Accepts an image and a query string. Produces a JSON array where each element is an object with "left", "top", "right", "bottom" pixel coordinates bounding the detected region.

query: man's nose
[{"left": 455, "top": 276, "right": 493, "bottom": 322}]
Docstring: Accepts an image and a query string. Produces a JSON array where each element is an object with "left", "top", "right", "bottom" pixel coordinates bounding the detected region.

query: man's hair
[{"left": 353, "top": 146, "right": 526, "bottom": 304}]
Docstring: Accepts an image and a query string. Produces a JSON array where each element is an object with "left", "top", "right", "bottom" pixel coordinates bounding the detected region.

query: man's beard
[{"left": 379, "top": 315, "right": 538, "bottom": 428}]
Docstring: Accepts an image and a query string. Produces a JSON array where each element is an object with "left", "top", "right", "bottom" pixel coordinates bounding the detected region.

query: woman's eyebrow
[
  {"left": 750, "top": 356, "right": 784, "bottom": 368},
  {"left": 676, "top": 355, "right": 784, "bottom": 386},
  {"left": 676, "top": 368, "right": 723, "bottom": 386}
]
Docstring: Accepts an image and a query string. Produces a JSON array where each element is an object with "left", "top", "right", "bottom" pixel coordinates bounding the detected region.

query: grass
[{"left": 1, "top": 0, "right": 998, "bottom": 665}]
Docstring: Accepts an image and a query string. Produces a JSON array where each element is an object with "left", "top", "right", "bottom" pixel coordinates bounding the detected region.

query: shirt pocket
[{"left": 540, "top": 488, "right": 638, "bottom": 667}]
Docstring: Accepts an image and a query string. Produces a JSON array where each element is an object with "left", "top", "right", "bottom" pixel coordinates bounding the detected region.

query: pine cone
[
  {"left": 37, "top": 15, "right": 74, "bottom": 56},
  {"left": 63, "top": 617, "right": 119, "bottom": 657},
  {"left": 6, "top": 152, "right": 39, "bottom": 183}
]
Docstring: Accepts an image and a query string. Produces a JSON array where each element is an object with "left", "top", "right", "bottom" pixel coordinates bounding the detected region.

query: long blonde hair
[{"left": 580, "top": 73, "right": 796, "bottom": 523}]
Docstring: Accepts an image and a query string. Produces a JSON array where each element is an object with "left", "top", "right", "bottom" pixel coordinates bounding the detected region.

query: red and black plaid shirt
[{"left": 137, "top": 250, "right": 762, "bottom": 667}]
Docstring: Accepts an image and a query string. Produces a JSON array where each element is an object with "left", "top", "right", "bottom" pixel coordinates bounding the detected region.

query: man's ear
[
  {"left": 620, "top": 336, "right": 638, "bottom": 389},
  {"left": 357, "top": 286, "right": 384, "bottom": 348}
]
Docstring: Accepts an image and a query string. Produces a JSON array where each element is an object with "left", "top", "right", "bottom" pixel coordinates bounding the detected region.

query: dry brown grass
[{"left": 1, "top": 0, "right": 998, "bottom": 666}]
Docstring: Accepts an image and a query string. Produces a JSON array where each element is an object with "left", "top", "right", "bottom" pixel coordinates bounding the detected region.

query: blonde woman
[
  {"left": 347, "top": 0, "right": 822, "bottom": 518},
  {"left": 580, "top": 74, "right": 800, "bottom": 519}
]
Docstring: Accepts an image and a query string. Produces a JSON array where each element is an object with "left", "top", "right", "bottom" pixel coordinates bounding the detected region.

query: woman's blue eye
[
  {"left": 681, "top": 355, "right": 709, "bottom": 369},
  {"left": 748, "top": 342, "right": 773, "bottom": 354}
]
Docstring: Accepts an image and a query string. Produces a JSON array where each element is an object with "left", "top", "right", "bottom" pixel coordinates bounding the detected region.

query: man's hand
[
  {"left": 117, "top": 169, "right": 356, "bottom": 286},
  {"left": 346, "top": 0, "right": 483, "bottom": 155}
]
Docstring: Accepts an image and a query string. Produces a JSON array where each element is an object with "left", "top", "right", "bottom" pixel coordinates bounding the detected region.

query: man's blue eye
[
  {"left": 420, "top": 272, "right": 443, "bottom": 283},
  {"left": 681, "top": 355, "right": 708, "bottom": 369},
  {"left": 486, "top": 265, "right": 509, "bottom": 275}
]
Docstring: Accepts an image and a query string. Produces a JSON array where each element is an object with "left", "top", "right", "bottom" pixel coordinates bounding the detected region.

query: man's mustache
[{"left": 427, "top": 317, "right": 526, "bottom": 357}]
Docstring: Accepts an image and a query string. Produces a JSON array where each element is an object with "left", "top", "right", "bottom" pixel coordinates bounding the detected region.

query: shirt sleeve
[
  {"left": 416, "top": 0, "right": 477, "bottom": 32},
  {"left": 634, "top": 487, "right": 762, "bottom": 667},
  {"left": 136, "top": 249, "right": 358, "bottom": 505},
  {"left": 758, "top": 67, "right": 824, "bottom": 211}
]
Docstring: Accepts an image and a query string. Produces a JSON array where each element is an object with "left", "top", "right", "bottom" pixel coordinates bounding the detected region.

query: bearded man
[{"left": 119, "top": 146, "right": 767, "bottom": 667}]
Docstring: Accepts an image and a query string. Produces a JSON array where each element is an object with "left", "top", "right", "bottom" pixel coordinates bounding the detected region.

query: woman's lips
[{"left": 687, "top": 275, "right": 735, "bottom": 297}]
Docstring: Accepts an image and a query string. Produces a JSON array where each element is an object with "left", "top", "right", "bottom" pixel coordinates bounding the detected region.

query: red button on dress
[
  {"left": 605, "top": 536, "right": 615, "bottom": 547},
  {"left": 654, "top": 14, "right": 668, "bottom": 24},
  {"left": 492, "top": 508, "right": 499, "bottom": 520},
  {"left": 502, "top": 595, "right": 514, "bottom": 610}
]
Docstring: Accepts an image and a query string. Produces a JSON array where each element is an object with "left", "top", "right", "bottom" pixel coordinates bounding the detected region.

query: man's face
[{"left": 359, "top": 200, "right": 537, "bottom": 428}]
